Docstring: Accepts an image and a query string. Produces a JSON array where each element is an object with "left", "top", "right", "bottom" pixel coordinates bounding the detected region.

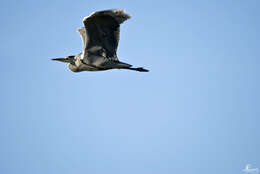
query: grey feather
[{"left": 77, "top": 27, "right": 87, "bottom": 52}]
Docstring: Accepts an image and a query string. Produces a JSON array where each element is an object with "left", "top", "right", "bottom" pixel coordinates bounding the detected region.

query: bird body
[
  {"left": 53, "top": 9, "right": 148, "bottom": 72},
  {"left": 67, "top": 53, "right": 132, "bottom": 72}
]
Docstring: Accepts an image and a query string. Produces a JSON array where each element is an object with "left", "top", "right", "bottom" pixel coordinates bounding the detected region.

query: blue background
[{"left": 1, "top": 0, "right": 259, "bottom": 174}]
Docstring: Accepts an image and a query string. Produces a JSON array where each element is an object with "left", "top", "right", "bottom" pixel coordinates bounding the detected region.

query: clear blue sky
[{"left": 1, "top": 0, "right": 259, "bottom": 174}]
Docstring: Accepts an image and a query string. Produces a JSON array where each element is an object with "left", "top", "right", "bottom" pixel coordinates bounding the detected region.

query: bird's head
[{"left": 52, "top": 55, "right": 75, "bottom": 63}]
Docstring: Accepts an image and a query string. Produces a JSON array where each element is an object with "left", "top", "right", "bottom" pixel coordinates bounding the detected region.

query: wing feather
[
  {"left": 82, "top": 9, "right": 130, "bottom": 59},
  {"left": 77, "top": 27, "right": 87, "bottom": 53}
]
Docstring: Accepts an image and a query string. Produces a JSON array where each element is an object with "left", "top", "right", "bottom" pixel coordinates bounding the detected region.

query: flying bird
[{"left": 52, "top": 9, "right": 149, "bottom": 72}]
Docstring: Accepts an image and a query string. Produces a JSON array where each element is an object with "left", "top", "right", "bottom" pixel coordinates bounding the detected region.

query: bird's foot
[{"left": 135, "top": 67, "right": 149, "bottom": 72}]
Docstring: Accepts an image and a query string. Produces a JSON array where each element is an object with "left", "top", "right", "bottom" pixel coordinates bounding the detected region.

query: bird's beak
[{"left": 52, "top": 57, "right": 72, "bottom": 63}]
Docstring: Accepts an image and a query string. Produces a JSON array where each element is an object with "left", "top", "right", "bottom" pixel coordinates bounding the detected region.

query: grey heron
[{"left": 52, "top": 9, "right": 149, "bottom": 72}]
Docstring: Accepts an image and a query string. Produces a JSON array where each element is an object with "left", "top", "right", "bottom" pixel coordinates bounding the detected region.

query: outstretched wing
[{"left": 82, "top": 9, "right": 130, "bottom": 59}]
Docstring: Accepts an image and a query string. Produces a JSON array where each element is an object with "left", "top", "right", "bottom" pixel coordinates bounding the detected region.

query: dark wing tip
[{"left": 83, "top": 9, "right": 130, "bottom": 24}]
